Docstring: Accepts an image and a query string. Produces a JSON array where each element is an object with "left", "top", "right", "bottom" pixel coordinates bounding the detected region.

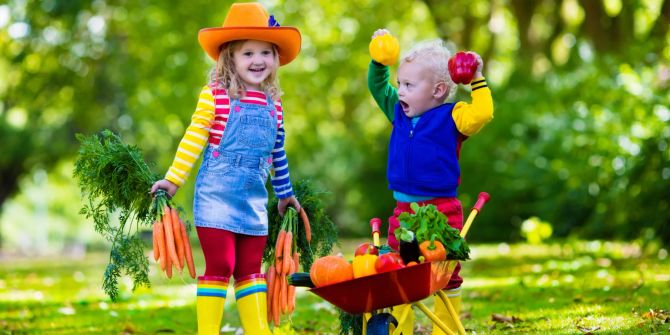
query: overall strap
[
  {"left": 264, "top": 93, "right": 281, "bottom": 130},
  {"left": 264, "top": 92, "right": 274, "bottom": 107}
]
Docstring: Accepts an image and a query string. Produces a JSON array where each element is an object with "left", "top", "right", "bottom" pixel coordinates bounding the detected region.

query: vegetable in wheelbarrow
[
  {"left": 309, "top": 255, "right": 353, "bottom": 287},
  {"left": 352, "top": 252, "right": 378, "bottom": 278},
  {"left": 397, "top": 202, "right": 470, "bottom": 260},
  {"left": 419, "top": 233, "right": 447, "bottom": 261},
  {"left": 375, "top": 252, "right": 404, "bottom": 273},
  {"left": 395, "top": 226, "right": 421, "bottom": 264},
  {"left": 354, "top": 242, "right": 379, "bottom": 256},
  {"left": 287, "top": 272, "right": 315, "bottom": 288}
]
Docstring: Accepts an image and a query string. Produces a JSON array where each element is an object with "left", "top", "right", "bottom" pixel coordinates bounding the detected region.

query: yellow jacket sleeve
[
  {"left": 452, "top": 77, "right": 494, "bottom": 136},
  {"left": 165, "top": 86, "right": 215, "bottom": 186}
]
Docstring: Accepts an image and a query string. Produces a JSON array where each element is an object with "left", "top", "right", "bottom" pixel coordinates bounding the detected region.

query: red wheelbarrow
[{"left": 309, "top": 192, "right": 490, "bottom": 335}]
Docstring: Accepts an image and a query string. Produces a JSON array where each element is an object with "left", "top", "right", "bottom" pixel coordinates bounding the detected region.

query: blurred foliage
[
  {"left": 521, "top": 216, "right": 553, "bottom": 244},
  {"left": 1, "top": 0, "right": 669, "bottom": 252}
]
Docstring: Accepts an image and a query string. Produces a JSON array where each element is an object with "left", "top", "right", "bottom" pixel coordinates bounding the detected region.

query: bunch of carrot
[
  {"left": 266, "top": 207, "right": 310, "bottom": 326},
  {"left": 151, "top": 192, "right": 196, "bottom": 279}
]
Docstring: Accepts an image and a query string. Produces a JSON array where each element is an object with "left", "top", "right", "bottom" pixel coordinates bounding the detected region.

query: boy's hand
[
  {"left": 278, "top": 195, "right": 301, "bottom": 217},
  {"left": 150, "top": 179, "right": 179, "bottom": 198},
  {"left": 372, "top": 28, "right": 391, "bottom": 39},
  {"left": 471, "top": 52, "right": 484, "bottom": 78}
]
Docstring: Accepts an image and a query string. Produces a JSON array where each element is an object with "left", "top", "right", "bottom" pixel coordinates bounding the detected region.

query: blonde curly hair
[
  {"left": 401, "top": 39, "right": 456, "bottom": 100},
  {"left": 209, "top": 40, "right": 282, "bottom": 101}
]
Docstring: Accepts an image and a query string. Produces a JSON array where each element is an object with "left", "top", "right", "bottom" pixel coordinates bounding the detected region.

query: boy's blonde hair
[
  {"left": 401, "top": 39, "right": 456, "bottom": 100},
  {"left": 209, "top": 40, "right": 282, "bottom": 101}
]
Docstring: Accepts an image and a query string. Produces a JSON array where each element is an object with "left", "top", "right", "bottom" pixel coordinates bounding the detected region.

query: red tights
[{"left": 196, "top": 227, "right": 267, "bottom": 279}]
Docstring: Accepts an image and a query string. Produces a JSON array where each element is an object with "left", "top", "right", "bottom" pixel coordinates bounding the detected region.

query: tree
[
  {"left": 1, "top": 0, "right": 669, "bottom": 249},
  {"left": 421, "top": 0, "right": 670, "bottom": 241}
]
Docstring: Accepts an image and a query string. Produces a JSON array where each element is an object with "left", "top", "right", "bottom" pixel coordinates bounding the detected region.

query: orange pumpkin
[{"left": 309, "top": 255, "right": 354, "bottom": 287}]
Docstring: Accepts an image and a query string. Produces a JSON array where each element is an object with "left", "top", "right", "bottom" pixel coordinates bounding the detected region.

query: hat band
[{"left": 268, "top": 15, "right": 280, "bottom": 27}]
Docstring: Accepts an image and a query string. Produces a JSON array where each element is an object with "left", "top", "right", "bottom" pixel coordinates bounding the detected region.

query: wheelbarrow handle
[
  {"left": 460, "top": 192, "right": 490, "bottom": 238},
  {"left": 472, "top": 192, "right": 490, "bottom": 212},
  {"left": 370, "top": 218, "right": 382, "bottom": 248}
]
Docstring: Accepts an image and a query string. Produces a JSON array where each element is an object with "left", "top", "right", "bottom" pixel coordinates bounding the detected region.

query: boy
[{"left": 368, "top": 29, "right": 493, "bottom": 334}]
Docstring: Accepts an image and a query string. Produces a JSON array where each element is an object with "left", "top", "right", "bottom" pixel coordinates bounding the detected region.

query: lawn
[{"left": 1, "top": 239, "right": 668, "bottom": 334}]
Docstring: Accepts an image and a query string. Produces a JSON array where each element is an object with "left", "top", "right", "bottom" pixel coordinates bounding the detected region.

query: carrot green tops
[{"left": 165, "top": 85, "right": 293, "bottom": 198}]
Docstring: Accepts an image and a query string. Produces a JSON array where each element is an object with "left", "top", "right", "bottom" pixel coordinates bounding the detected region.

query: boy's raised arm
[
  {"left": 452, "top": 77, "right": 494, "bottom": 136},
  {"left": 367, "top": 60, "right": 399, "bottom": 123}
]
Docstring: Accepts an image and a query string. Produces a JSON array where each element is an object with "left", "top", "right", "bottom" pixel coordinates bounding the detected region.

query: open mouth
[
  {"left": 249, "top": 67, "right": 266, "bottom": 73},
  {"left": 399, "top": 100, "right": 409, "bottom": 112}
]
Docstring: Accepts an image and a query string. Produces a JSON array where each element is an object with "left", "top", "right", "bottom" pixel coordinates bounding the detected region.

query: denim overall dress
[{"left": 193, "top": 93, "right": 277, "bottom": 236}]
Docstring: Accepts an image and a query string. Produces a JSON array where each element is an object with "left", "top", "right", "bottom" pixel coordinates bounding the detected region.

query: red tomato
[
  {"left": 375, "top": 253, "right": 405, "bottom": 273},
  {"left": 354, "top": 242, "right": 379, "bottom": 256},
  {"left": 448, "top": 51, "right": 479, "bottom": 84}
]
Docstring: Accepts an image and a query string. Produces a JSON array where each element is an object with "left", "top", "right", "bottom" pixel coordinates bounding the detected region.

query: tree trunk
[
  {"left": 578, "top": 0, "right": 610, "bottom": 52},
  {"left": 0, "top": 166, "right": 23, "bottom": 249},
  {"left": 649, "top": 0, "right": 670, "bottom": 43},
  {"left": 510, "top": 0, "right": 538, "bottom": 55}
]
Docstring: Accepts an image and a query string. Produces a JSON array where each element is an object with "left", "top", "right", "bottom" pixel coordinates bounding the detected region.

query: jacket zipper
[{"left": 406, "top": 121, "right": 414, "bottom": 179}]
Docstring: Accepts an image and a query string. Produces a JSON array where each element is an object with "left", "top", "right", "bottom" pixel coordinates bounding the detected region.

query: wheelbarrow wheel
[{"left": 367, "top": 312, "right": 399, "bottom": 335}]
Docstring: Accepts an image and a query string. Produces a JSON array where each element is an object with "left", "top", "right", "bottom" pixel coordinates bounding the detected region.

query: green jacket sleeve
[{"left": 367, "top": 60, "right": 398, "bottom": 122}]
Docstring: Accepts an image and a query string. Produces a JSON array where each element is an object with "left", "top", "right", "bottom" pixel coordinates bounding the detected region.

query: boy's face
[
  {"left": 233, "top": 40, "right": 277, "bottom": 90},
  {"left": 397, "top": 61, "right": 441, "bottom": 118}
]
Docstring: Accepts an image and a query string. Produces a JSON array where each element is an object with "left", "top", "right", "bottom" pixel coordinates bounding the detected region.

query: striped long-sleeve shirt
[{"left": 165, "top": 85, "right": 293, "bottom": 198}]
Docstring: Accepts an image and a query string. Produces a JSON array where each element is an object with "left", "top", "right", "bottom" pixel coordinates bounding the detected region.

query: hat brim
[{"left": 198, "top": 27, "right": 301, "bottom": 66}]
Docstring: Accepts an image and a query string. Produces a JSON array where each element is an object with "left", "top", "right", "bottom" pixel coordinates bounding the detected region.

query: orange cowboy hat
[{"left": 198, "top": 2, "right": 301, "bottom": 66}]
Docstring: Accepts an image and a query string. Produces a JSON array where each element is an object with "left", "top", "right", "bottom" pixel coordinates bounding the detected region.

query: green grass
[{"left": 1, "top": 240, "right": 668, "bottom": 334}]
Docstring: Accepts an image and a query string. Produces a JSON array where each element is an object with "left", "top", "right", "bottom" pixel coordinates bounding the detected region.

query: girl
[{"left": 151, "top": 3, "right": 301, "bottom": 334}]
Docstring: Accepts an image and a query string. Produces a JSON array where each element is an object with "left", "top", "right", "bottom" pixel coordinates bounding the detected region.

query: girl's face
[
  {"left": 397, "top": 61, "right": 442, "bottom": 118},
  {"left": 232, "top": 40, "right": 277, "bottom": 90}
]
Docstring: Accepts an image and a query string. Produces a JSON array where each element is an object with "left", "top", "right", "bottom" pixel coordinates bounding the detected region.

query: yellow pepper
[
  {"left": 369, "top": 34, "right": 400, "bottom": 66},
  {"left": 352, "top": 254, "right": 378, "bottom": 278}
]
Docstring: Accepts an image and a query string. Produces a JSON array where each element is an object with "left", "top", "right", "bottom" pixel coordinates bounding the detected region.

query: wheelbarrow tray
[{"left": 309, "top": 260, "right": 455, "bottom": 314}]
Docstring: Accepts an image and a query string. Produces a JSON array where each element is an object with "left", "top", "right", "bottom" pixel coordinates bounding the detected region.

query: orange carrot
[
  {"left": 282, "top": 231, "right": 293, "bottom": 274},
  {"left": 155, "top": 221, "right": 167, "bottom": 271},
  {"left": 266, "top": 266, "right": 275, "bottom": 321},
  {"left": 281, "top": 272, "right": 289, "bottom": 314},
  {"left": 165, "top": 247, "right": 173, "bottom": 279},
  {"left": 300, "top": 208, "right": 311, "bottom": 243},
  {"left": 180, "top": 219, "right": 196, "bottom": 279},
  {"left": 277, "top": 273, "right": 284, "bottom": 313},
  {"left": 162, "top": 205, "right": 180, "bottom": 268},
  {"left": 288, "top": 258, "right": 296, "bottom": 313},
  {"left": 292, "top": 252, "right": 300, "bottom": 273},
  {"left": 152, "top": 221, "right": 159, "bottom": 262},
  {"left": 170, "top": 207, "right": 184, "bottom": 271},
  {"left": 275, "top": 230, "right": 286, "bottom": 273},
  {"left": 267, "top": 266, "right": 276, "bottom": 301},
  {"left": 272, "top": 271, "right": 281, "bottom": 325}
]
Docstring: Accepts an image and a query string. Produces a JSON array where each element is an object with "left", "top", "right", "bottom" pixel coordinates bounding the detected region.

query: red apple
[
  {"left": 354, "top": 242, "right": 379, "bottom": 256},
  {"left": 448, "top": 51, "right": 479, "bottom": 85}
]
